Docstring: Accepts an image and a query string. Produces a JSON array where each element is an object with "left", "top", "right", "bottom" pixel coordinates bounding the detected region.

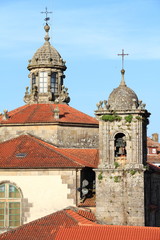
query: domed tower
[
  {"left": 24, "top": 20, "right": 70, "bottom": 104},
  {"left": 95, "top": 54, "right": 150, "bottom": 226}
]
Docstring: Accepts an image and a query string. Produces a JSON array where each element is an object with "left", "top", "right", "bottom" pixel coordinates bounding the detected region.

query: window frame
[
  {"left": 39, "top": 71, "right": 48, "bottom": 93},
  {"left": 152, "top": 148, "right": 157, "bottom": 154},
  {"left": 0, "top": 183, "right": 22, "bottom": 229},
  {"left": 50, "top": 72, "right": 58, "bottom": 94},
  {"left": 32, "top": 73, "right": 36, "bottom": 90}
]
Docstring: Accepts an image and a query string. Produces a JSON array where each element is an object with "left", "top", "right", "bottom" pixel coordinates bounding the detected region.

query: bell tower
[
  {"left": 24, "top": 8, "right": 70, "bottom": 104},
  {"left": 95, "top": 51, "right": 150, "bottom": 226}
]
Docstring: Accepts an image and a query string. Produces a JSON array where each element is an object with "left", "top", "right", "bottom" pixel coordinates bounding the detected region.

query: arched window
[
  {"left": 39, "top": 72, "right": 48, "bottom": 93},
  {"left": 115, "top": 133, "right": 127, "bottom": 157},
  {"left": 0, "top": 183, "right": 22, "bottom": 229},
  {"left": 51, "top": 73, "right": 58, "bottom": 94}
]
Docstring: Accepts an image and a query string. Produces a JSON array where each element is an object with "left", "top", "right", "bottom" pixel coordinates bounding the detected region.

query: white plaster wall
[{"left": 0, "top": 171, "right": 75, "bottom": 224}]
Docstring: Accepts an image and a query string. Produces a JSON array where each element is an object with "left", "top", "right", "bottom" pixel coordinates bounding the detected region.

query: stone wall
[
  {"left": 98, "top": 114, "right": 146, "bottom": 168},
  {"left": 96, "top": 168, "right": 145, "bottom": 226},
  {"left": 95, "top": 111, "right": 148, "bottom": 226},
  {"left": 0, "top": 124, "right": 99, "bottom": 148}
]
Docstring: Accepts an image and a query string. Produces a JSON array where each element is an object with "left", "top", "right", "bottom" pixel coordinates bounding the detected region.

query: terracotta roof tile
[
  {"left": 0, "top": 135, "right": 98, "bottom": 169},
  {"left": 147, "top": 155, "right": 160, "bottom": 163},
  {"left": 55, "top": 225, "right": 160, "bottom": 240},
  {"left": 78, "top": 195, "right": 96, "bottom": 207},
  {"left": 0, "top": 104, "right": 98, "bottom": 125},
  {"left": 147, "top": 137, "right": 160, "bottom": 151},
  {"left": 77, "top": 209, "right": 96, "bottom": 222},
  {"left": 1, "top": 206, "right": 160, "bottom": 240},
  {"left": 147, "top": 137, "right": 160, "bottom": 164},
  {"left": 65, "top": 209, "right": 96, "bottom": 226},
  {"left": 0, "top": 208, "right": 96, "bottom": 240},
  {"left": 55, "top": 148, "right": 99, "bottom": 168}
]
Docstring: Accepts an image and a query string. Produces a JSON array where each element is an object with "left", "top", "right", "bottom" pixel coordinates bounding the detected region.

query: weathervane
[
  {"left": 117, "top": 49, "right": 129, "bottom": 69},
  {"left": 41, "top": 7, "right": 52, "bottom": 24}
]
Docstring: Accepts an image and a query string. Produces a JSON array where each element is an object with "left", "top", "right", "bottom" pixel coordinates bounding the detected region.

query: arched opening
[
  {"left": 0, "top": 183, "right": 22, "bottom": 229},
  {"left": 115, "top": 133, "right": 127, "bottom": 157}
]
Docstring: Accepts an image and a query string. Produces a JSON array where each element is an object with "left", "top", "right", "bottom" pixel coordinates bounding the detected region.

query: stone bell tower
[
  {"left": 24, "top": 17, "right": 70, "bottom": 104},
  {"left": 95, "top": 53, "right": 150, "bottom": 226}
]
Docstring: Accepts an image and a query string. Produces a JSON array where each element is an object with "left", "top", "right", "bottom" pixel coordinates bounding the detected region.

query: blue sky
[{"left": 0, "top": 0, "right": 160, "bottom": 137}]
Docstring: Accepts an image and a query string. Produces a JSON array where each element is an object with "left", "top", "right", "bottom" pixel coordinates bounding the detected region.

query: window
[
  {"left": 115, "top": 133, "right": 127, "bottom": 157},
  {"left": 79, "top": 168, "right": 95, "bottom": 204},
  {"left": 152, "top": 148, "right": 157, "bottom": 154},
  {"left": 32, "top": 73, "right": 36, "bottom": 90},
  {"left": 39, "top": 72, "right": 48, "bottom": 93},
  {"left": 0, "top": 183, "right": 22, "bottom": 228},
  {"left": 51, "top": 73, "right": 58, "bottom": 94}
]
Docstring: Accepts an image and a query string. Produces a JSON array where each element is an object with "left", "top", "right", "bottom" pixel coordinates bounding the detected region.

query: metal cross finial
[
  {"left": 41, "top": 7, "right": 52, "bottom": 24},
  {"left": 117, "top": 49, "right": 129, "bottom": 69}
]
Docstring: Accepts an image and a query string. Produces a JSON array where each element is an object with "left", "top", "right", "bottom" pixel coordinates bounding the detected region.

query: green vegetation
[
  {"left": 114, "top": 161, "right": 120, "bottom": 169},
  {"left": 130, "top": 169, "right": 136, "bottom": 175},
  {"left": 114, "top": 176, "right": 120, "bottom": 183},
  {"left": 144, "top": 165, "right": 149, "bottom": 171},
  {"left": 102, "top": 115, "right": 122, "bottom": 122},
  {"left": 98, "top": 171, "right": 103, "bottom": 181},
  {"left": 135, "top": 116, "right": 143, "bottom": 121},
  {"left": 125, "top": 115, "right": 133, "bottom": 123}
]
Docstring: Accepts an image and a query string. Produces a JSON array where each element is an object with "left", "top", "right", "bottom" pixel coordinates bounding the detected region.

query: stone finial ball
[
  {"left": 44, "top": 24, "right": 50, "bottom": 32},
  {"left": 121, "top": 69, "right": 125, "bottom": 74}
]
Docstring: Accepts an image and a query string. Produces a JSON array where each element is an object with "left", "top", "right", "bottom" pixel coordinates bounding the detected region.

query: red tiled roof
[
  {"left": 147, "top": 137, "right": 160, "bottom": 163},
  {"left": 55, "top": 225, "right": 160, "bottom": 240},
  {"left": 0, "top": 104, "right": 98, "bottom": 125},
  {"left": 77, "top": 209, "right": 96, "bottom": 222},
  {"left": 0, "top": 208, "right": 96, "bottom": 240},
  {"left": 147, "top": 137, "right": 160, "bottom": 150},
  {"left": 147, "top": 155, "right": 160, "bottom": 163},
  {"left": 1, "top": 206, "right": 160, "bottom": 240},
  {"left": 65, "top": 209, "right": 96, "bottom": 226},
  {"left": 55, "top": 148, "right": 99, "bottom": 169},
  {"left": 78, "top": 195, "right": 96, "bottom": 207},
  {"left": 1, "top": 207, "right": 160, "bottom": 240},
  {"left": 0, "top": 135, "right": 98, "bottom": 169}
]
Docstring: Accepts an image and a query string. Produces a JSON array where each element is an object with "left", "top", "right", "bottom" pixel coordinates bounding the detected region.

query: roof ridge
[
  {"left": 55, "top": 148, "right": 95, "bottom": 168},
  {"left": 65, "top": 209, "right": 96, "bottom": 226},
  {"left": 0, "top": 208, "right": 69, "bottom": 237},
  {"left": 25, "top": 104, "right": 40, "bottom": 122},
  {"left": 8, "top": 104, "right": 33, "bottom": 118},
  {"left": 53, "top": 103, "right": 98, "bottom": 119},
  {"left": 0, "top": 103, "right": 99, "bottom": 125},
  {"left": 0, "top": 133, "right": 29, "bottom": 144},
  {"left": 26, "top": 135, "right": 84, "bottom": 167}
]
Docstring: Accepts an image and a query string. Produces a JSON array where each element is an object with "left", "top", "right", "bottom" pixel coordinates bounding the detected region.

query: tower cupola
[
  {"left": 24, "top": 11, "right": 70, "bottom": 104},
  {"left": 95, "top": 50, "right": 150, "bottom": 226},
  {"left": 108, "top": 69, "right": 139, "bottom": 110}
]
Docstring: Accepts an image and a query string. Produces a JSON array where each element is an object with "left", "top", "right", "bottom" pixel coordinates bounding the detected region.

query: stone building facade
[
  {"left": 0, "top": 21, "right": 98, "bottom": 232},
  {"left": 95, "top": 69, "right": 150, "bottom": 225},
  {"left": 0, "top": 111, "right": 98, "bottom": 148}
]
